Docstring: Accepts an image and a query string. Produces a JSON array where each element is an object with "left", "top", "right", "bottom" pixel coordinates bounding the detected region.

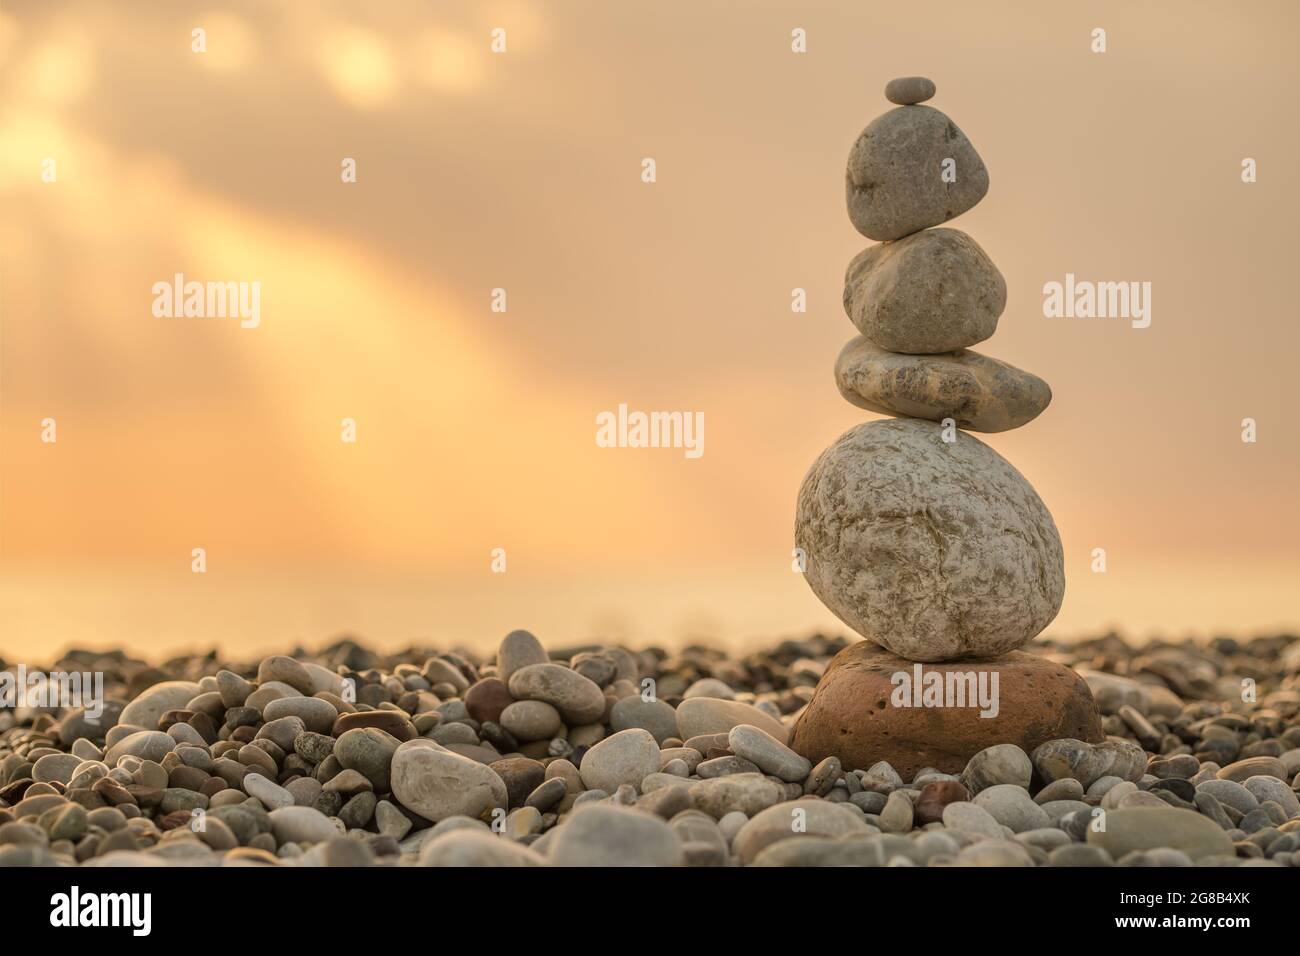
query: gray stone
[
  {"left": 878, "top": 791, "right": 914, "bottom": 833},
  {"left": 973, "top": 784, "right": 1051, "bottom": 833},
  {"left": 846, "top": 105, "right": 989, "bottom": 241},
  {"left": 244, "top": 772, "right": 294, "bottom": 810},
  {"left": 941, "top": 801, "right": 1004, "bottom": 840},
  {"left": 579, "top": 729, "right": 660, "bottom": 794},
  {"left": 497, "top": 629, "right": 549, "bottom": 680},
  {"left": 390, "top": 739, "right": 507, "bottom": 822},
  {"left": 418, "top": 829, "right": 545, "bottom": 866},
  {"left": 1087, "top": 807, "right": 1236, "bottom": 861},
  {"left": 104, "top": 731, "right": 175, "bottom": 766},
  {"left": 499, "top": 700, "right": 562, "bottom": 741},
  {"left": 727, "top": 724, "right": 811, "bottom": 782},
  {"left": 675, "top": 697, "right": 788, "bottom": 744},
  {"left": 334, "top": 727, "right": 401, "bottom": 791},
  {"left": 884, "top": 76, "right": 936, "bottom": 106},
  {"left": 268, "top": 806, "right": 338, "bottom": 845},
  {"left": 954, "top": 839, "right": 1034, "bottom": 866},
  {"left": 1195, "top": 779, "right": 1259, "bottom": 814},
  {"left": 796, "top": 418, "right": 1064, "bottom": 661},
  {"left": 732, "top": 799, "right": 867, "bottom": 863},
  {"left": 962, "top": 744, "right": 1032, "bottom": 794},
  {"left": 262, "top": 696, "right": 338, "bottom": 735},
  {"left": 610, "top": 696, "right": 679, "bottom": 744},
  {"left": 836, "top": 337, "right": 1050, "bottom": 433},
  {"left": 689, "top": 773, "right": 784, "bottom": 819},
  {"left": 118, "top": 681, "right": 201, "bottom": 731},
  {"left": 1244, "top": 775, "right": 1300, "bottom": 818},
  {"left": 549, "top": 805, "right": 683, "bottom": 867},
  {"left": 506, "top": 664, "right": 605, "bottom": 725},
  {"left": 842, "top": 229, "right": 1005, "bottom": 355}
]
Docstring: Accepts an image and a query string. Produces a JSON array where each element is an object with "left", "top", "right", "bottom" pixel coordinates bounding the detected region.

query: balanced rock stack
[{"left": 791, "top": 77, "right": 1103, "bottom": 778}]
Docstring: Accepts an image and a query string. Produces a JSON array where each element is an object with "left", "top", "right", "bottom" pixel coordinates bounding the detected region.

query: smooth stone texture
[
  {"left": 1087, "top": 807, "right": 1236, "bottom": 861},
  {"left": 941, "top": 801, "right": 1004, "bottom": 840},
  {"left": 884, "top": 76, "right": 936, "bottom": 106},
  {"left": 732, "top": 799, "right": 866, "bottom": 863},
  {"left": 610, "top": 696, "right": 679, "bottom": 744},
  {"left": 790, "top": 643, "right": 1102, "bottom": 778},
  {"left": 973, "top": 784, "right": 1051, "bottom": 833},
  {"left": 846, "top": 105, "right": 989, "bottom": 241},
  {"left": 499, "top": 700, "right": 562, "bottom": 742},
  {"left": 268, "top": 806, "right": 338, "bottom": 845},
  {"left": 842, "top": 228, "right": 1005, "bottom": 355},
  {"left": 497, "top": 629, "right": 549, "bottom": 680},
  {"left": 955, "top": 839, "right": 1034, "bottom": 867},
  {"left": 506, "top": 664, "right": 605, "bottom": 725},
  {"left": 104, "top": 731, "right": 176, "bottom": 766},
  {"left": 1244, "top": 776, "right": 1300, "bottom": 817},
  {"left": 675, "top": 697, "right": 788, "bottom": 745},
  {"left": 835, "top": 336, "right": 1050, "bottom": 433},
  {"left": 334, "top": 728, "right": 401, "bottom": 791},
  {"left": 727, "top": 725, "right": 811, "bottom": 782},
  {"left": 118, "top": 682, "right": 201, "bottom": 732},
  {"left": 961, "top": 744, "right": 1033, "bottom": 794},
  {"left": 795, "top": 419, "right": 1065, "bottom": 661},
  {"left": 418, "top": 829, "right": 546, "bottom": 866},
  {"left": 262, "top": 696, "right": 338, "bottom": 735},
  {"left": 244, "top": 773, "right": 294, "bottom": 810},
  {"left": 579, "top": 729, "right": 661, "bottom": 794},
  {"left": 464, "top": 678, "right": 513, "bottom": 725},
  {"left": 548, "top": 805, "right": 684, "bottom": 867},
  {"left": 390, "top": 739, "right": 508, "bottom": 823},
  {"left": 1217, "top": 757, "right": 1288, "bottom": 783}
]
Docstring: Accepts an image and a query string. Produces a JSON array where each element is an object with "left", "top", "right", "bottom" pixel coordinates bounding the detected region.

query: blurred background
[{"left": 1, "top": 0, "right": 1297, "bottom": 661}]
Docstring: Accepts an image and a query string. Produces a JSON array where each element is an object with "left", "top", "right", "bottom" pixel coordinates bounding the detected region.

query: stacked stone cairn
[{"left": 791, "top": 76, "right": 1108, "bottom": 775}]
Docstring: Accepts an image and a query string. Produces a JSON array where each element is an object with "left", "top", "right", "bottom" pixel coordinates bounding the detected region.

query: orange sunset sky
[{"left": 1, "top": 0, "right": 1297, "bottom": 660}]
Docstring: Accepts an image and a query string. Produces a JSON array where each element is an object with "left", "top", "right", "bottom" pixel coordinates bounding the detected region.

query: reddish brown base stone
[{"left": 790, "top": 641, "right": 1103, "bottom": 779}]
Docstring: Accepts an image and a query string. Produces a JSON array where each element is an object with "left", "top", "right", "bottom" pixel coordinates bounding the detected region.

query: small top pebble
[{"left": 884, "top": 76, "right": 936, "bottom": 105}]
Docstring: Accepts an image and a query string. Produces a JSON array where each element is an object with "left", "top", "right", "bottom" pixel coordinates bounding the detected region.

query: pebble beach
[{"left": 2, "top": 629, "right": 1298, "bottom": 868}]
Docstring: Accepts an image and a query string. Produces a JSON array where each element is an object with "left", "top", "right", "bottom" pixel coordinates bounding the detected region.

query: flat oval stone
[
  {"left": 1087, "top": 807, "right": 1235, "bottom": 861},
  {"left": 417, "top": 829, "right": 545, "bottom": 866},
  {"left": 506, "top": 664, "right": 605, "bottom": 725},
  {"left": 118, "top": 681, "right": 201, "bottom": 731},
  {"left": 843, "top": 228, "right": 1005, "bottom": 354},
  {"left": 885, "top": 76, "right": 936, "bottom": 105},
  {"left": 795, "top": 418, "right": 1064, "bottom": 660},
  {"left": 675, "top": 698, "right": 788, "bottom": 745},
  {"left": 846, "top": 106, "right": 989, "bottom": 241},
  {"left": 835, "top": 336, "right": 1051, "bottom": 433}
]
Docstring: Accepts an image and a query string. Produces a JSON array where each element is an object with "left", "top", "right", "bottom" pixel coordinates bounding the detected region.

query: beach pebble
[
  {"left": 269, "top": 806, "right": 338, "bottom": 845},
  {"left": 418, "top": 829, "right": 545, "bottom": 866},
  {"left": 390, "top": 739, "right": 507, "bottom": 822},
  {"left": 846, "top": 105, "right": 988, "bottom": 240},
  {"left": 973, "top": 784, "right": 1051, "bottom": 833},
  {"left": 884, "top": 75, "right": 936, "bottom": 105},
  {"left": 119, "top": 681, "right": 201, "bottom": 731},
  {"left": 732, "top": 799, "right": 866, "bottom": 863},
  {"left": 689, "top": 773, "right": 784, "bottom": 819},
  {"left": 1087, "top": 807, "right": 1235, "bottom": 861},
  {"left": 675, "top": 697, "right": 788, "bottom": 744},
  {"left": 795, "top": 419, "right": 1064, "bottom": 661},
  {"left": 549, "top": 805, "right": 683, "bottom": 867},
  {"left": 579, "top": 729, "right": 660, "bottom": 794},
  {"left": 836, "top": 337, "right": 1050, "bottom": 433},
  {"left": 497, "top": 630, "right": 549, "bottom": 680},
  {"left": 941, "top": 801, "right": 1004, "bottom": 840},
  {"left": 728, "top": 725, "right": 810, "bottom": 782},
  {"left": 610, "top": 696, "right": 679, "bottom": 744},
  {"left": 507, "top": 664, "right": 605, "bottom": 725}
]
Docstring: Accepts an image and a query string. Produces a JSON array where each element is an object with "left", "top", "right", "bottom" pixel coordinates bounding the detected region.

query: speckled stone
[
  {"left": 846, "top": 105, "right": 988, "bottom": 241},
  {"left": 835, "top": 336, "right": 1050, "bottom": 433},
  {"left": 842, "top": 228, "right": 1005, "bottom": 354},
  {"left": 795, "top": 418, "right": 1065, "bottom": 660}
]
